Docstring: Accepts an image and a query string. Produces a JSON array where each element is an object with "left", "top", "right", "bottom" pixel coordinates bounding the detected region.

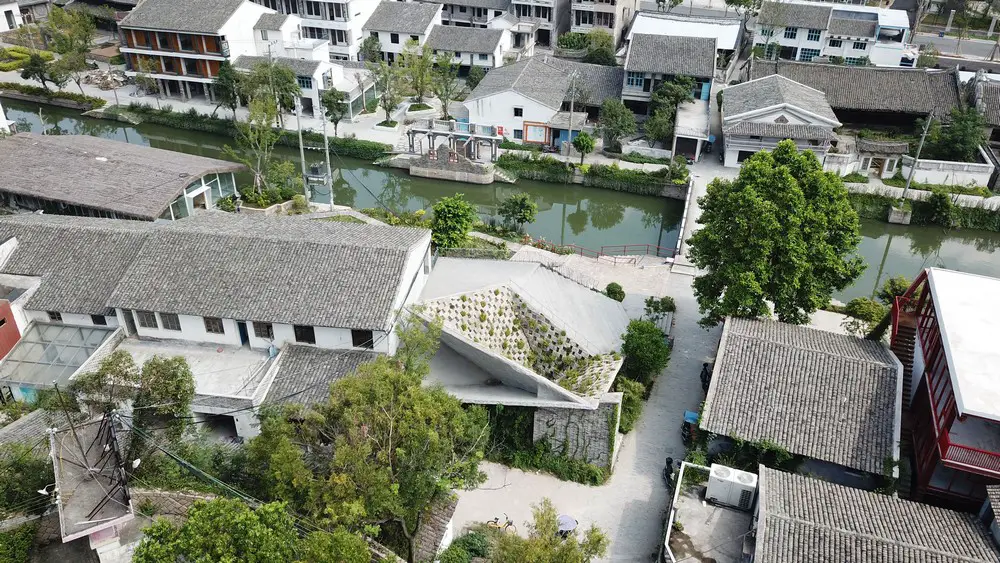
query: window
[
  {"left": 136, "top": 310, "right": 158, "bottom": 329},
  {"left": 306, "top": 0, "right": 323, "bottom": 16},
  {"left": 156, "top": 32, "right": 171, "bottom": 50},
  {"left": 390, "top": 33, "right": 399, "bottom": 44},
  {"left": 807, "top": 28, "right": 821, "bottom": 41},
  {"left": 91, "top": 315, "right": 107, "bottom": 326},
  {"left": 332, "top": 29, "right": 348, "bottom": 45},
  {"left": 799, "top": 48, "right": 821, "bottom": 61},
  {"left": 163, "top": 58, "right": 176, "bottom": 74},
  {"left": 333, "top": 2, "right": 347, "bottom": 20},
  {"left": 161, "top": 313, "right": 181, "bottom": 331},
  {"left": 828, "top": 38, "right": 842, "bottom": 48},
  {"left": 352, "top": 330, "right": 374, "bottom": 349},
  {"left": 594, "top": 12, "right": 613, "bottom": 27},
  {"left": 294, "top": 324, "right": 315, "bottom": 344},
  {"left": 513, "top": 107, "right": 523, "bottom": 117},
  {"left": 760, "top": 27, "right": 773, "bottom": 37},
  {"left": 260, "top": 30, "right": 268, "bottom": 41},
  {"left": 513, "top": 129, "right": 523, "bottom": 140},
  {"left": 253, "top": 321, "right": 274, "bottom": 340},
  {"left": 178, "top": 34, "right": 195, "bottom": 51},
  {"left": 853, "top": 41, "right": 867, "bottom": 50},
  {"left": 370, "top": 31, "right": 378, "bottom": 39},
  {"left": 845, "top": 56, "right": 864, "bottom": 65},
  {"left": 478, "top": 53, "right": 488, "bottom": 61},
  {"left": 47, "top": 311, "right": 62, "bottom": 322},
  {"left": 184, "top": 58, "right": 200, "bottom": 76},
  {"left": 459, "top": 5, "right": 466, "bottom": 11},
  {"left": 204, "top": 316, "right": 225, "bottom": 334},
  {"left": 783, "top": 27, "right": 797, "bottom": 39},
  {"left": 626, "top": 71, "right": 643, "bottom": 87},
  {"left": 410, "top": 35, "right": 418, "bottom": 42},
  {"left": 297, "top": 76, "right": 313, "bottom": 89},
  {"left": 575, "top": 10, "right": 593, "bottom": 25}
]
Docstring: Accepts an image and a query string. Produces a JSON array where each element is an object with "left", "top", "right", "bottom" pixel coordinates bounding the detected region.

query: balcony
[{"left": 940, "top": 416, "right": 1000, "bottom": 477}]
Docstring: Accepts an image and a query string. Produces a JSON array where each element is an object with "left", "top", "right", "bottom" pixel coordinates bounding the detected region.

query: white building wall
[
  {"left": 0, "top": 2, "right": 22, "bottom": 32},
  {"left": 218, "top": 2, "right": 273, "bottom": 61},
  {"left": 465, "top": 92, "right": 557, "bottom": 141},
  {"left": 44, "top": 312, "right": 120, "bottom": 328},
  {"left": 119, "top": 310, "right": 244, "bottom": 347}
]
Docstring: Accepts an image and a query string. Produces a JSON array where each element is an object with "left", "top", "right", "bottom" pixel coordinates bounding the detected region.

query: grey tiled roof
[
  {"left": 722, "top": 121, "right": 836, "bottom": 140},
  {"left": 625, "top": 34, "right": 716, "bottom": 78},
  {"left": 0, "top": 215, "right": 150, "bottom": 315},
  {"left": 362, "top": 2, "right": 441, "bottom": 34},
  {"left": 757, "top": 467, "right": 1000, "bottom": 563},
  {"left": 752, "top": 60, "right": 962, "bottom": 117},
  {"left": 233, "top": 55, "right": 321, "bottom": 78},
  {"left": 108, "top": 214, "right": 429, "bottom": 331},
  {"left": 828, "top": 17, "right": 877, "bottom": 37},
  {"left": 467, "top": 56, "right": 622, "bottom": 109},
  {"left": 700, "top": 318, "right": 899, "bottom": 474},
  {"left": 856, "top": 138, "right": 910, "bottom": 154},
  {"left": 975, "top": 81, "right": 1000, "bottom": 127},
  {"left": 0, "top": 410, "right": 57, "bottom": 456},
  {"left": 120, "top": 0, "right": 246, "bottom": 33},
  {"left": 266, "top": 345, "right": 378, "bottom": 406},
  {"left": 254, "top": 12, "right": 288, "bottom": 30},
  {"left": 0, "top": 134, "right": 245, "bottom": 220},
  {"left": 758, "top": 1, "right": 831, "bottom": 30},
  {"left": 988, "top": 485, "right": 1000, "bottom": 517},
  {"left": 723, "top": 75, "right": 838, "bottom": 122},
  {"left": 426, "top": 25, "right": 503, "bottom": 54}
]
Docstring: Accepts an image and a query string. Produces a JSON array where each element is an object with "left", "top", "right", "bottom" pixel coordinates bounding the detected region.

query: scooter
[{"left": 704, "top": 141, "right": 713, "bottom": 154}]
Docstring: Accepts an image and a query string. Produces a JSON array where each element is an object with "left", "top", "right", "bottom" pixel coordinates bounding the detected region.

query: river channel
[{"left": 7, "top": 99, "right": 1000, "bottom": 301}]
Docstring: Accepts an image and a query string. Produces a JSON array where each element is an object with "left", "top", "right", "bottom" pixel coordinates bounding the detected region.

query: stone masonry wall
[{"left": 532, "top": 392, "right": 623, "bottom": 468}]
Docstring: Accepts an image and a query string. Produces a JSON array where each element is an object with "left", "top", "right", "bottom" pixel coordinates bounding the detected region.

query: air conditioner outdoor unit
[{"left": 706, "top": 464, "right": 758, "bottom": 511}]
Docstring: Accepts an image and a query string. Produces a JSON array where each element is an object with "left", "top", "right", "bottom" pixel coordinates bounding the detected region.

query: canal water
[{"left": 7, "top": 100, "right": 1000, "bottom": 301}]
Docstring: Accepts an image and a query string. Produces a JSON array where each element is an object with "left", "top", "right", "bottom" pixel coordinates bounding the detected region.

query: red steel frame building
[{"left": 893, "top": 268, "right": 1000, "bottom": 512}]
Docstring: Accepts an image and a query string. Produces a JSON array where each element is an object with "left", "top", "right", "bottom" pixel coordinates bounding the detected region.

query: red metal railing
[
  {"left": 939, "top": 432, "right": 1000, "bottom": 477},
  {"left": 891, "top": 295, "right": 909, "bottom": 346}
]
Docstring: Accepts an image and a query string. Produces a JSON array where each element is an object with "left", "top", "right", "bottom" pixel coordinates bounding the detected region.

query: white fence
[{"left": 901, "top": 146, "right": 995, "bottom": 186}]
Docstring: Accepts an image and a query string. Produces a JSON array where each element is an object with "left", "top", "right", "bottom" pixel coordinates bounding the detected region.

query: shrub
[
  {"left": 881, "top": 171, "right": 990, "bottom": 197},
  {"left": 604, "top": 282, "right": 625, "bottom": 302},
  {"left": 495, "top": 153, "right": 572, "bottom": 183},
  {"left": 376, "top": 119, "right": 398, "bottom": 127},
  {"left": 451, "top": 531, "right": 490, "bottom": 558},
  {"left": 216, "top": 195, "right": 236, "bottom": 212},
  {"left": 0, "top": 81, "right": 105, "bottom": 108},
  {"left": 432, "top": 194, "right": 478, "bottom": 247},
  {"left": 615, "top": 377, "right": 645, "bottom": 433},
  {"left": 0, "top": 523, "right": 37, "bottom": 563},
  {"left": 499, "top": 137, "right": 540, "bottom": 151},
  {"left": 557, "top": 31, "right": 589, "bottom": 50},
  {"left": 644, "top": 295, "right": 676, "bottom": 317},
  {"left": 438, "top": 545, "right": 471, "bottom": 563},
  {"left": 876, "top": 275, "right": 911, "bottom": 306},
  {"left": 291, "top": 194, "right": 309, "bottom": 213},
  {"left": 408, "top": 102, "right": 432, "bottom": 111},
  {"left": 362, "top": 207, "right": 429, "bottom": 227},
  {"left": 608, "top": 151, "right": 672, "bottom": 165},
  {"left": 927, "top": 188, "right": 956, "bottom": 225},
  {"left": 583, "top": 163, "right": 677, "bottom": 195},
  {"left": 109, "top": 54, "right": 125, "bottom": 65},
  {"left": 841, "top": 297, "right": 887, "bottom": 337},
  {"left": 842, "top": 171, "right": 868, "bottom": 183},
  {"left": 621, "top": 320, "right": 671, "bottom": 390}
]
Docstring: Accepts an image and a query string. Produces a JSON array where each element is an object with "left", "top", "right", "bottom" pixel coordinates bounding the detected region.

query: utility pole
[
  {"left": 321, "top": 104, "right": 333, "bottom": 203},
  {"left": 566, "top": 71, "right": 577, "bottom": 156},
  {"left": 902, "top": 112, "right": 933, "bottom": 201},
  {"left": 295, "top": 98, "right": 310, "bottom": 201}
]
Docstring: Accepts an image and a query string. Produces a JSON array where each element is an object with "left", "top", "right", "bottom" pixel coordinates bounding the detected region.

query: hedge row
[
  {"left": 848, "top": 192, "right": 1000, "bottom": 232},
  {"left": 583, "top": 163, "right": 675, "bottom": 195},
  {"left": 0, "top": 46, "right": 54, "bottom": 72},
  {"left": 0, "top": 81, "right": 105, "bottom": 108},
  {"left": 121, "top": 103, "right": 391, "bottom": 160},
  {"left": 495, "top": 153, "right": 572, "bottom": 183}
]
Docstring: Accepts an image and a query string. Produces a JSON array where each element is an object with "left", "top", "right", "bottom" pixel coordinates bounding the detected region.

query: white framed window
[
  {"left": 260, "top": 30, "right": 268, "bottom": 41},
  {"left": 853, "top": 41, "right": 867, "bottom": 50},
  {"left": 845, "top": 56, "right": 865, "bottom": 65},
  {"left": 305, "top": 0, "right": 323, "bottom": 16},
  {"left": 783, "top": 27, "right": 797, "bottom": 39},
  {"left": 513, "top": 129, "right": 523, "bottom": 140},
  {"left": 478, "top": 53, "right": 488, "bottom": 61},
  {"left": 161, "top": 313, "right": 181, "bottom": 331},
  {"left": 204, "top": 317, "right": 225, "bottom": 334},
  {"left": 390, "top": 33, "right": 399, "bottom": 44},
  {"left": 799, "top": 48, "right": 821, "bottom": 61},
  {"left": 297, "top": 76, "right": 313, "bottom": 89},
  {"left": 136, "top": 310, "right": 158, "bottom": 329},
  {"left": 91, "top": 315, "right": 107, "bottom": 326},
  {"left": 253, "top": 322, "right": 274, "bottom": 340},
  {"left": 829, "top": 38, "right": 842, "bottom": 48},
  {"left": 807, "top": 28, "right": 821, "bottom": 41},
  {"left": 626, "top": 71, "right": 643, "bottom": 87},
  {"left": 760, "top": 27, "right": 774, "bottom": 37},
  {"left": 47, "top": 311, "right": 62, "bottom": 322},
  {"left": 352, "top": 330, "right": 374, "bottom": 348},
  {"left": 294, "top": 324, "right": 315, "bottom": 344}
]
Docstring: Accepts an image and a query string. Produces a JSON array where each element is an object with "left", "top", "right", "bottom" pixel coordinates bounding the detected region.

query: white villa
[
  {"left": 362, "top": 2, "right": 442, "bottom": 63},
  {"left": 250, "top": 0, "right": 382, "bottom": 61}
]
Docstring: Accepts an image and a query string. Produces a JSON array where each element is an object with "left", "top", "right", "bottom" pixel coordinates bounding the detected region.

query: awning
[{"left": 0, "top": 322, "right": 117, "bottom": 389}]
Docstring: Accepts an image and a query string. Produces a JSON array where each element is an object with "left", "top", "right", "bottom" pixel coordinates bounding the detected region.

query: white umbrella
[{"left": 557, "top": 515, "right": 578, "bottom": 533}]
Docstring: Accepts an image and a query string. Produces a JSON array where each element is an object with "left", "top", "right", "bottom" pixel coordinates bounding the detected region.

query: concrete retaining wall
[
  {"left": 823, "top": 153, "right": 860, "bottom": 176},
  {"left": 624, "top": 145, "right": 673, "bottom": 160},
  {"left": 410, "top": 165, "right": 493, "bottom": 184},
  {"left": 901, "top": 148, "right": 995, "bottom": 186},
  {"left": 533, "top": 392, "right": 622, "bottom": 468},
  {"left": 0, "top": 90, "right": 98, "bottom": 111}
]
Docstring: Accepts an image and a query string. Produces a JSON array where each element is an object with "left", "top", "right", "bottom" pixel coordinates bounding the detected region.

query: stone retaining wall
[
  {"left": 533, "top": 392, "right": 623, "bottom": 468},
  {"left": 131, "top": 488, "right": 216, "bottom": 517}
]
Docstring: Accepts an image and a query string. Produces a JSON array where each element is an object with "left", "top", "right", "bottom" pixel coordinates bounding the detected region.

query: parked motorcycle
[{"left": 704, "top": 141, "right": 713, "bottom": 154}]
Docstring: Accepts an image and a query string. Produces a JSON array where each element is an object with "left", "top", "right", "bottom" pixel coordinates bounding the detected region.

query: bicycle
[{"left": 486, "top": 513, "right": 516, "bottom": 533}]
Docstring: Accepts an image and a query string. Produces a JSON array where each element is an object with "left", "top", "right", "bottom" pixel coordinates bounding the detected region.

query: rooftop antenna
[{"left": 53, "top": 382, "right": 94, "bottom": 479}]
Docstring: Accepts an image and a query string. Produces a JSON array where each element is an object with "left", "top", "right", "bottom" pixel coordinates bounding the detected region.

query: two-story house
[
  {"left": 250, "top": 0, "right": 380, "bottom": 61},
  {"left": 426, "top": 25, "right": 511, "bottom": 69},
  {"left": 433, "top": 0, "right": 510, "bottom": 28},
  {"left": 570, "top": 0, "right": 637, "bottom": 46},
  {"left": 754, "top": 0, "right": 914, "bottom": 67},
  {"left": 362, "top": 2, "right": 442, "bottom": 63},
  {"left": 621, "top": 34, "right": 716, "bottom": 114},
  {"left": 119, "top": 0, "right": 271, "bottom": 101},
  {"left": 891, "top": 268, "right": 1000, "bottom": 512},
  {"left": 511, "top": 0, "right": 569, "bottom": 47}
]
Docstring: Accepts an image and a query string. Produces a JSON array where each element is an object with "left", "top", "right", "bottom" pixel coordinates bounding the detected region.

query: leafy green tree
[
  {"left": 43, "top": 7, "right": 95, "bottom": 55},
  {"left": 582, "top": 30, "right": 616, "bottom": 66},
  {"left": 242, "top": 60, "right": 301, "bottom": 122},
  {"left": 321, "top": 88, "right": 349, "bottom": 137},
  {"left": 247, "top": 355, "right": 489, "bottom": 562},
  {"left": 876, "top": 275, "right": 911, "bottom": 305},
  {"left": 644, "top": 109, "right": 674, "bottom": 147},
  {"left": 842, "top": 297, "right": 887, "bottom": 337},
  {"left": 51, "top": 52, "right": 89, "bottom": 94},
  {"left": 432, "top": 193, "right": 478, "bottom": 247},
  {"left": 394, "top": 311, "right": 443, "bottom": 378},
  {"left": 572, "top": 131, "right": 595, "bottom": 164},
  {"left": 651, "top": 76, "right": 694, "bottom": 115},
  {"left": 432, "top": 51, "right": 462, "bottom": 119},
  {"left": 598, "top": 99, "right": 636, "bottom": 152},
  {"left": 400, "top": 39, "right": 434, "bottom": 103},
  {"left": 20, "top": 53, "right": 56, "bottom": 90},
  {"left": 213, "top": 60, "right": 242, "bottom": 119},
  {"left": 134, "top": 56, "right": 162, "bottom": 106},
  {"left": 466, "top": 65, "right": 486, "bottom": 90},
  {"left": 367, "top": 58, "right": 403, "bottom": 125},
  {"left": 620, "top": 319, "right": 670, "bottom": 389},
  {"left": 0, "top": 443, "right": 54, "bottom": 518},
  {"left": 225, "top": 96, "right": 283, "bottom": 192},
  {"left": 604, "top": 282, "right": 625, "bottom": 302},
  {"left": 70, "top": 349, "right": 140, "bottom": 413},
  {"left": 921, "top": 107, "right": 988, "bottom": 162},
  {"left": 725, "top": 0, "right": 762, "bottom": 20},
  {"left": 359, "top": 35, "right": 382, "bottom": 62},
  {"left": 688, "top": 141, "right": 864, "bottom": 326},
  {"left": 132, "top": 498, "right": 369, "bottom": 563},
  {"left": 926, "top": 188, "right": 956, "bottom": 226},
  {"left": 917, "top": 45, "right": 940, "bottom": 68},
  {"left": 137, "top": 356, "right": 195, "bottom": 418},
  {"left": 491, "top": 498, "right": 609, "bottom": 563},
  {"left": 498, "top": 193, "right": 538, "bottom": 231},
  {"left": 656, "top": 0, "right": 683, "bottom": 11},
  {"left": 614, "top": 377, "right": 645, "bottom": 433}
]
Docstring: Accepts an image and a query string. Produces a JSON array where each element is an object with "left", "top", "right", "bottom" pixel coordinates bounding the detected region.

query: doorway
[
  {"left": 237, "top": 321, "right": 249, "bottom": 347},
  {"left": 122, "top": 309, "right": 137, "bottom": 336}
]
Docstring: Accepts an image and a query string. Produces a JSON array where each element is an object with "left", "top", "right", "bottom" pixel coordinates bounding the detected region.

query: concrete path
[{"left": 453, "top": 272, "right": 723, "bottom": 562}]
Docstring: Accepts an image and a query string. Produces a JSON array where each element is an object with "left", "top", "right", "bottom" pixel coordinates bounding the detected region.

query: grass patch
[
  {"left": 376, "top": 120, "right": 398, "bottom": 128},
  {"left": 408, "top": 102, "right": 432, "bottom": 111},
  {"left": 604, "top": 150, "right": 672, "bottom": 165},
  {"left": 881, "top": 172, "right": 990, "bottom": 197},
  {"left": 842, "top": 171, "right": 868, "bottom": 183},
  {"left": 499, "top": 138, "right": 540, "bottom": 152}
]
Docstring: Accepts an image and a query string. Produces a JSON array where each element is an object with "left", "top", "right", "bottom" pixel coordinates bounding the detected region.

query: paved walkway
[{"left": 453, "top": 272, "right": 723, "bottom": 562}]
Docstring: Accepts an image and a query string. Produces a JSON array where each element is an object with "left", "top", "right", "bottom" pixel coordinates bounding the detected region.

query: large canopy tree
[{"left": 687, "top": 141, "right": 864, "bottom": 326}]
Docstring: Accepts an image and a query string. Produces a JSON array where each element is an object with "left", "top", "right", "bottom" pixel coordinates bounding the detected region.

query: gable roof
[
  {"left": 722, "top": 74, "right": 839, "bottom": 123},
  {"left": 265, "top": 345, "right": 377, "bottom": 406},
  {"left": 627, "top": 12, "right": 742, "bottom": 50},
  {"left": 757, "top": 467, "right": 1000, "bottom": 563},
  {"left": 466, "top": 56, "right": 623, "bottom": 108},
  {"left": 362, "top": 2, "right": 440, "bottom": 34},
  {"left": 0, "top": 134, "right": 245, "bottom": 220},
  {"left": 107, "top": 214, "right": 429, "bottom": 331},
  {"left": 721, "top": 121, "right": 837, "bottom": 140},
  {"left": 700, "top": 318, "right": 900, "bottom": 474},
  {"left": 253, "top": 12, "right": 288, "bottom": 30},
  {"left": 120, "top": 0, "right": 247, "bottom": 33},
  {"left": 828, "top": 16, "right": 877, "bottom": 37},
  {"left": 972, "top": 78, "right": 1000, "bottom": 127},
  {"left": 752, "top": 60, "right": 961, "bottom": 117},
  {"left": 426, "top": 25, "right": 503, "bottom": 54},
  {"left": 0, "top": 215, "right": 151, "bottom": 316},
  {"left": 233, "top": 55, "right": 321, "bottom": 78},
  {"left": 625, "top": 34, "right": 716, "bottom": 78},
  {"left": 758, "top": 1, "right": 832, "bottom": 30}
]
